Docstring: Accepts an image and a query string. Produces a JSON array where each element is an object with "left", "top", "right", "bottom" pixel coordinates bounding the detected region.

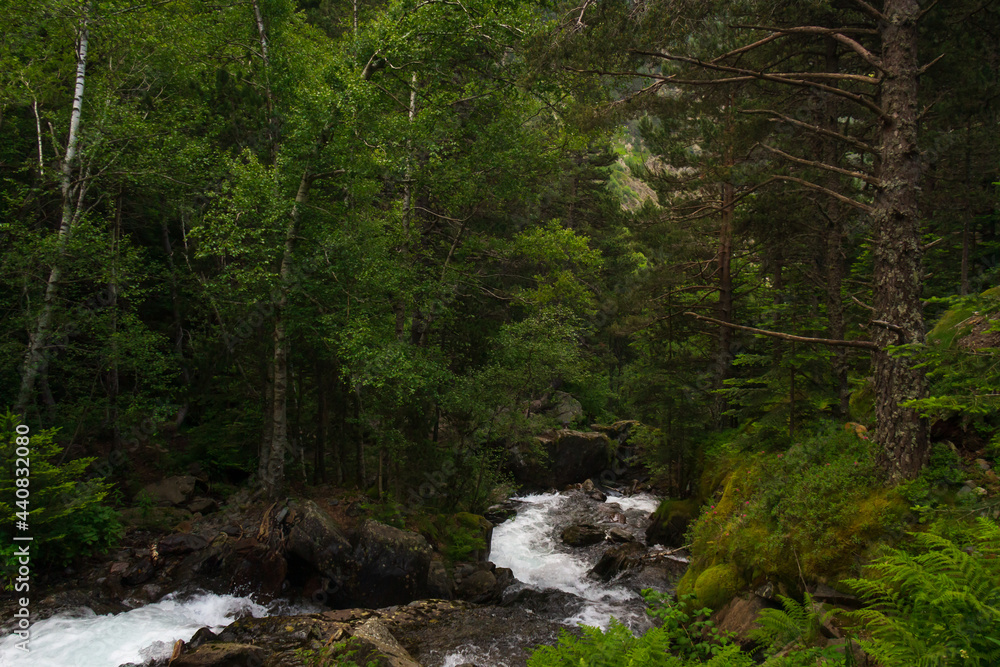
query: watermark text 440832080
[{"left": 11, "top": 422, "right": 33, "bottom": 653}]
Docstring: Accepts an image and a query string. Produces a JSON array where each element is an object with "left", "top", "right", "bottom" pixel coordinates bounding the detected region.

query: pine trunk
[{"left": 871, "top": 0, "right": 928, "bottom": 481}]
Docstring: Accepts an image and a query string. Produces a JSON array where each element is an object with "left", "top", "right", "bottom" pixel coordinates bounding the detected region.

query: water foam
[{"left": 0, "top": 592, "right": 269, "bottom": 667}]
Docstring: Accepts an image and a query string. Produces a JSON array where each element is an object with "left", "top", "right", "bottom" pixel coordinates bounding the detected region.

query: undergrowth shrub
[
  {"left": 843, "top": 517, "right": 1000, "bottom": 666},
  {"left": 685, "top": 424, "right": 903, "bottom": 590},
  {"left": 0, "top": 411, "right": 121, "bottom": 585}
]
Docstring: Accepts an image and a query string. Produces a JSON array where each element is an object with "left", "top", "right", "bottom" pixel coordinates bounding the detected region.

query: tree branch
[
  {"left": 848, "top": 0, "right": 887, "bottom": 22},
  {"left": 741, "top": 109, "right": 876, "bottom": 154},
  {"left": 631, "top": 50, "right": 889, "bottom": 120},
  {"left": 757, "top": 143, "right": 880, "bottom": 185},
  {"left": 685, "top": 312, "right": 878, "bottom": 349},
  {"left": 772, "top": 175, "right": 874, "bottom": 212}
]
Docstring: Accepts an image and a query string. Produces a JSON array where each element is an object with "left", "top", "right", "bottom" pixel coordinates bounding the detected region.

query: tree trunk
[
  {"left": 314, "top": 360, "right": 327, "bottom": 485},
  {"left": 261, "top": 171, "right": 311, "bottom": 498},
  {"left": 17, "top": 12, "right": 90, "bottom": 414},
  {"left": 871, "top": 0, "right": 928, "bottom": 481}
]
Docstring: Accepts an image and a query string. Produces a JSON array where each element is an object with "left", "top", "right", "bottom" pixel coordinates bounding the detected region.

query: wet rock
[
  {"left": 561, "top": 523, "right": 605, "bottom": 547},
  {"left": 606, "top": 526, "right": 634, "bottom": 543},
  {"left": 351, "top": 520, "right": 432, "bottom": 608},
  {"left": 142, "top": 475, "right": 199, "bottom": 507},
  {"left": 589, "top": 542, "right": 645, "bottom": 581},
  {"left": 456, "top": 570, "right": 496, "bottom": 601},
  {"left": 158, "top": 533, "right": 209, "bottom": 556},
  {"left": 427, "top": 560, "right": 454, "bottom": 599},
  {"left": 484, "top": 501, "right": 519, "bottom": 525},
  {"left": 646, "top": 499, "right": 696, "bottom": 548},
  {"left": 122, "top": 557, "right": 156, "bottom": 586},
  {"left": 229, "top": 541, "right": 287, "bottom": 600},
  {"left": 169, "top": 642, "right": 267, "bottom": 666}
]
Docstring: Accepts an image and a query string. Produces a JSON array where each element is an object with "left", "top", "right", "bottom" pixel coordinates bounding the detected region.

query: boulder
[
  {"left": 646, "top": 498, "right": 696, "bottom": 548},
  {"left": 510, "top": 430, "right": 612, "bottom": 489},
  {"left": 141, "top": 475, "right": 198, "bottom": 507},
  {"left": 712, "top": 596, "right": 767, "bottom": 646},
  {"left": 547, "top": 391, "right": 583, "bottom": 427},
  {"left": 169, "top": 642, "right": 267, "bottom": 666},
  {"left": 589, "top": 542, "right": 645, "bottom": 581},
  {"left": 188, "top": 497, "right": 218, "bottom": 514},
  {"left": 352, "top": 618, "right": 423, "bottom": 667},
  {"left": 351, "top": 520, "right": 432, "bottom": 608},
  {"left": 158, "top": 533, "right": 209, "bottom": 556},
  {"left": 606, "top": 526, "right": 634, "bottom": 543},
  {"left": 456, "top": 570, "right": 496, "bottom": 601},
  {"left": 286, "top": 500, "right": 354, "bottom": 591},
  {"left": 122, "top": 557, "right": 156, "bottom": 586},
  {"left": 561, "top": 523, "right": 605, "bottom": 547},
  {"left": 427, "top": 560, "right": 454, "bottom": 599}
]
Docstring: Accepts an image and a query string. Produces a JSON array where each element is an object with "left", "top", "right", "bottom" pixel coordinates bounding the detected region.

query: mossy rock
[
  {"left": 693, "top": 563, "right": 744, "bottom": 612},
  {"left": 646, "top": 498, "right": 697, "bottom": 547},
  {"left": 676, "top": 566, "right": 698, "bottom": 600}
]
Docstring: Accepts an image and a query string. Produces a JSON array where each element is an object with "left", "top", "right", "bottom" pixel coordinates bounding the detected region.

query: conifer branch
[
  {"left": 740, "top": 109, "right": 876, "bottom": 155},
  {"left": 685, "top": 312, "right": 879, "bottom": 349},
  {"left": 757, "top": 144, "right": 880, "bottom": 186}
]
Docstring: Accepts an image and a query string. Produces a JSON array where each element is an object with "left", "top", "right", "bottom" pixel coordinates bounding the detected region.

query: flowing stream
[
  {"left": 0, "top": 490, "right": 666, "bottom": 667},
  {"left": 0, "top": 594, "right": 309, "bottom": 667},
  {"left": 436, "top": 490, "right": 664, "bottom": 667}
]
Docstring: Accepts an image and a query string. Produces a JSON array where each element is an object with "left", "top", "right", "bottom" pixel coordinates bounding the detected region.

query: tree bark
[
  {"left": 261, "top": 170, "right": 311, "bottom": 498},
  {"left": 871, "top": 0, "right": 928, "bottom": 481},
  {"left": 17, "top": 11, "right": 90, "bottom": 415}
]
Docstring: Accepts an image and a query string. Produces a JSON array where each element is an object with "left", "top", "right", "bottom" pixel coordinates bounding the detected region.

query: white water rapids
[
  {"left": 0, "top": 491, "right": 663, "bottom": 667},
  {"left": 0, "top": 593, "right": 276, "bottom": 667}
]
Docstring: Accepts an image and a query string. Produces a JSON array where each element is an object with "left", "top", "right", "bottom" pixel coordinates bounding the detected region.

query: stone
[
  {"left": 122, "top": 557, "right": 156, "bottom": 586},
  {"left": 589, "top": 542, "right": 645, "bottom": 581},
  {"left": 561, "top": 523, "right": 605, "bottom": 547},
  {"left": 508, "top": 430, "right": 612, "bottom": 489},
  {"left": 142, "top": 475, "right": 198, "bottom": 506},
  {"left": 158, "top": 533, "right": 209, "bottom": 556},
  {"left": 456, "top": 570, "right": 497, "bottom": 601},
  {"left": 169, "top": 642, "right": 267, "bottom": 666},
  {"left": 606, "top": 526, "right": 634, "bottom": 543},
  {"left": 352, "top": 520, "right": 432, "bottom": 608},
  {"left": 286, "top": 500, "right": 353, "bottom": 589},
  {"left": 976, "top": 458, "right": 992, "bottom": 471},
  {"left": 187, "top": 497, "right": 218, "bottom": 514},
  {"left": 547, "top": 391, "right": 583, "bottom": 427},
  {"left": 427, "top": 560, "right": 454, "bottom": 600},
  {"left": 351, "top": 618, "right": 422, "bottom": 667},
  {"left": 712, "top": 596, "right": 766, "bottom": 645},
  {"left": 811, "top": 583, "right": 860, "bottom": 607}
]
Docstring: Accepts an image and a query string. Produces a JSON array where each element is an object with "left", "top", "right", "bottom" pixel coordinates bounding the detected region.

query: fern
[
  {"left": 750, "top": 593, "right": 833, "bottom": 650},
  {"left": 843, "top": 518, "right": 1000, "bottom": 666}
]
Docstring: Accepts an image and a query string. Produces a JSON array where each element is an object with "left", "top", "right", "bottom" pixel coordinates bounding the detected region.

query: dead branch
[
  {"left": 740, "top": 109, "right": 876, "bottom": 155},
  {"left": 757, "top": 144, "right": 880, "bottom": 186},
  {"left": 772, "top": 175, "right": 873, "bottom": 212},
  {"left": 685, "top": 312, "right": 879, "bottom": 349}
]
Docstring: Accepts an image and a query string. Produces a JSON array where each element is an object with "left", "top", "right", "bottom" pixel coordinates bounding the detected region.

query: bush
[
  {"left": 0, "top": 411, "right": 121, "bottom": 584},
  {"left": 843, "top": 517, "right": 1000, "bottom": 666}
]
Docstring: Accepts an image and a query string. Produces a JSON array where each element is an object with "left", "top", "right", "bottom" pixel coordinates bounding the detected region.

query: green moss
[{"left": 693, "top": 563, "right": 744, "bottom": 611}]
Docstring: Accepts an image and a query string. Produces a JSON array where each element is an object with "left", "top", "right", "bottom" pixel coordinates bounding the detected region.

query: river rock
[
  {"left": 122, "top": 557, "right": 156, "bottom": 586},
  {"left": 606, "top": 526, "right": 634, "bottom": 543},
  {"left": 158, "top": 533, "right": 209, "bottom": 556},
  {"left": 142, "top": 475, "right": 199, "bottom": 506},
  {"left": 427, "top": 560, "right": 455, "bottom": 599},
  {"left": 188, "top": 497, "right": 218, "bottom": 514},
  {"left": 561, "top": 523, "right": 605, "bottom": 547},
  {"left": 351, "top": 520, "right": 432, "bottom": 608},
  {"left": 456, "top": 569, "right": 496, "bottom": 601},
  {"left": 589, "top": 542, "right": 645, "bottom": 581},
  {"left": 508, "top": 430, "right": 612, "bottom": 489},
  {"left": 286, "top": 499, "right": 353, "bottom": 589},
  {"left": 352, "top": 618, "right": 422, "bottom": 667},
  {"left": 169, "top": 642, "right": 267, "bottom": 666}
]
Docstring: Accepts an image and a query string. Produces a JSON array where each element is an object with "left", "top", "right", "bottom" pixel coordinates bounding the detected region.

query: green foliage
[
  {"left": 843, "top": 518, "right": 1000, "bottom": 666},
  {"left": 750, "top": 593, "right": 832, "bottom": 651},
  {"left": 0, "top": 412, "right": 122, "bottom": 582},
  {"left": 685, "top": 423, "right": 900, "bottom": 589}
]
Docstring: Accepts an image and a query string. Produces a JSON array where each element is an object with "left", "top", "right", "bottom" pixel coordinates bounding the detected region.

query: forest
[{"left": 1, "top": 0, "right": 1000, "bottom": 664}]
